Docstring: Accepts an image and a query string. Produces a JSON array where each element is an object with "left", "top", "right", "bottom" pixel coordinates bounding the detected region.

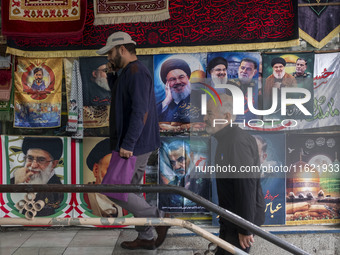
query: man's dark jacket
[
  {"left": 107, "top": 60, "right": 160, "bottom": 155},
  {"left": 213, "top": 125, "right": 265, "bottom": 235}
]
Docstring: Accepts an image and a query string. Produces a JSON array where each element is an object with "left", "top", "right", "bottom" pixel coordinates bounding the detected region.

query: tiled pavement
[
  {"left": 0, "top": 227, "right": 215, "bottom": 255},
  {"left": 0, "top": 225, "right": 338, "bottom": 254}
]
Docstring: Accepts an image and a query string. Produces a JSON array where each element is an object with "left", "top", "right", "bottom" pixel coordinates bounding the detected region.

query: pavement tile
[
  {"left": 112, "top": 250, "right": 157, "bottom": 255},
  {"left": 12, "top": 247, "right": 65, "bottom": 255},
  {"left": 68, "top": 231, "right": 120, "bottom": 247},
  {"left": 21, "top": 230, "right": 77, "bottom": 248},
  {"left": 63, "top": 247, "right": 114, "bottom": 255},
  {"left": 74, "top": 229, "right": 122, "bottom": 236},
  {"left": 156, "top": 250, "right": 194, "bottom": 255},
  {"left": 160, "top": 236, "right": 210, "bottom": 250},
  {"left": 0, "top": 231, "right": 34, "bottom": 248},
  {"left": 0, "top": 247, "right": 18, "bottom": 255}
]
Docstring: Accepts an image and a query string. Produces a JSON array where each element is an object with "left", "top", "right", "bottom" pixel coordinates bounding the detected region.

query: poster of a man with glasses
[{"left": 9, "top": 137, "right": 66, "bottom": 217}]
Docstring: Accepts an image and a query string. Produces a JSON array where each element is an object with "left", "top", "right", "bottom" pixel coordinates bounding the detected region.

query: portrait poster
[
  {"left": 158, "top": 136, "right": 210, "bottom": 213},
  {"left": 286, "top": 133, "right": 340, "bottom": 225},
  {"left": 206, "top": 52, "right": 261, "bottom": 122},
  {"left": 154, "top": 53, "right": 207, "bottom": 133},
  {"left": 250, "top": 132, "right": 286, "bottom": 225},
  {"left": 79, "top": 57, "right": 111, "bottom": 128},
  {"left": 14, "top": 58, "right": 62, "bottom": 128},
  {"left": 80, "top": 57, "right": 111, "bottom": 107},
  {"left": 81, "top": 137, "right": 130, "bottom": 221},
  {"left": 285, "top": 52, "right": 340, "bottom": 131},
  {"left": 0, "top": 135, "right": 71, "bottom": 219},
  {"left": 262, "top": 53, "right": 314, "bottom": 121}
]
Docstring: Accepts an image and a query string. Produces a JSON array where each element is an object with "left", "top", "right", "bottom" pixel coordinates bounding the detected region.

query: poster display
[
  {"left": 80, "top": 137, "right": 130, "bottom": 219},
  {"left": 0, "top": 136, "right": 71, "bottom": 219},
  {"left": 207, "top": 52, "right": 261, "bottom": 122},
  {"left": 14, "top": 58, "right": 62, "bottom": 128},
  {"left": 79, "top": 57, "right": 111, "bottom": 128},
  {"left": 285, "top": 52, "right": 340, "bottom": 130},
  {"left": 2, "top": 51, "right": 339, "bottom": 231},
  {"left": 286, "top": 133, "right": 340, "bottom": 225},
  {"left": 158, "top": 136, "right": 210, "bottom": 212},
  {"left": 262, "top": 53, "right": 314, "bottom": 121},
  {"left": 251, "top": 133, "right": 286, "bottom": 225},
  {"left": 154, "top": 53, "right": 207, "bottom": 132}
]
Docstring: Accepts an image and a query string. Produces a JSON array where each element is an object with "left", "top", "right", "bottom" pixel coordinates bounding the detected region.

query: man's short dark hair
[
  {"left": 166, "top": 140, "right": 190, "bottom": 156},
  {"left": 116, "top": 43, "right": 136, "bottom": 55},
  {"left": 241, "top": 58, "right": 258, "bottom": 70},
  {"left": 33, "top": 68, "right": 43, "bottom": 75},
  {"left": 296, "top": 58, "right": 307, "bottom": 66}
]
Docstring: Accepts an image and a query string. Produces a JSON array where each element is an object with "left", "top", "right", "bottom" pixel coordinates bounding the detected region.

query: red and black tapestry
[
  {"left": 298, "top": 0, "right": 340, "bottom": 48},
  {"left": 2, "top": 0, "right": 87, "bottom": 39},
  {"left": 6, "top": 0, "right": 299, "bottom": 55}
]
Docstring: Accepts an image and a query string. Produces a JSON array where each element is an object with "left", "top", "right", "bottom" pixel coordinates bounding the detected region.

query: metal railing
[{"left": 0, "top": 184, "right": 309, "bottom": 255}]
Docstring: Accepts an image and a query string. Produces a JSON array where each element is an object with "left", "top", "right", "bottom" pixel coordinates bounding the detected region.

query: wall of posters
[{"left": 1, "top": 50, "right": 339, "bottom": 230}]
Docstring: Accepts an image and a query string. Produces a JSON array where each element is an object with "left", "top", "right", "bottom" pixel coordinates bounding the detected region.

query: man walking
[
  {"left": 204, "top": 94, "right": 265, "bottom": 254},
  {"left": 97, "top": 31, "right": 169, "bottom": 250}
]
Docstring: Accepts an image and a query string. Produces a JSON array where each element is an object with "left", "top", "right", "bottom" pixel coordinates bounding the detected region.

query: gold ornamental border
[{"left": 6, "top": 39, "right": 299, "bottom": 58}]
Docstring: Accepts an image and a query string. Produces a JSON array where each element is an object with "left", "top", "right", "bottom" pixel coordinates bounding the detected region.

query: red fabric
[
  {"left": 1, "top": 0, "right": 87, "bottom": 39},
  {"left": 7, "top": 0, "right": 298, "bottom": 51}
]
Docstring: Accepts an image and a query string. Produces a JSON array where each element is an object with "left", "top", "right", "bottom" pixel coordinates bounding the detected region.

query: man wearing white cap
[{"left": 97, "top": 31, "right": 169, "bottom": 250}]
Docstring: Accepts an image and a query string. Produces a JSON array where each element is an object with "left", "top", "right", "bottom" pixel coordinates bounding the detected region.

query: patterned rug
[
  {"left": 93, "top": 0, "right": 170, "bottom": 25},
  {"left": 2, "top": 0, "right": 87, "bottom": 39}
]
